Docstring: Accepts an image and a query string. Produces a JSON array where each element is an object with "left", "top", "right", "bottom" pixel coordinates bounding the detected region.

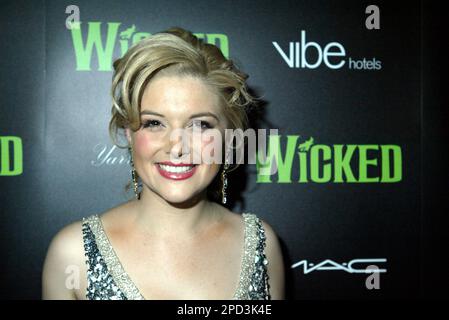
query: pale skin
[{"left": 42, "top": 74, "right": 285, "bottom": 300}]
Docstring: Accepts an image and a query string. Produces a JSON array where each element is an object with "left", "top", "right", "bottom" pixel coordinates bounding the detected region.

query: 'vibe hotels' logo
[
  {"left": 273, "top": 30, "right": 382, "bottom": 70},
  {"left": 69, "top": 22, "right": 229, "bottom": 71}
]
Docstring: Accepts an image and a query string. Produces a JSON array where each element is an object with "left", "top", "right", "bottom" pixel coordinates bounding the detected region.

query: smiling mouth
[
  {"left": 155, "top": 163, "right": 198, "bottom": 181},
  {"left": 157, "top": 163, "right": 197, "bottom": 173}
]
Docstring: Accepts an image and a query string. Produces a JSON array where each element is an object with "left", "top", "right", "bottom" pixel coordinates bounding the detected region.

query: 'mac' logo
[{"left": 292, "top": 259, "right": 387, "bottom": 274}]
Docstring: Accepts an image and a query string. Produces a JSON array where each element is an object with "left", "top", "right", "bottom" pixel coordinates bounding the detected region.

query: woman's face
[{"left": 126, "top": 74, "right": 228, "bottom": 204}]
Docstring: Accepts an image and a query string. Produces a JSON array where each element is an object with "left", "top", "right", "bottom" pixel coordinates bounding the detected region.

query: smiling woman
[{"left": 42, "top": 27, "right": 285, "bottom": 300}]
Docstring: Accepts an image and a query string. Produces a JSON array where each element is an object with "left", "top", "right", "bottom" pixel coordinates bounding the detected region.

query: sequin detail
[
  {"left": 82, "top": 215, "right": 143, "bottom": 300},
  {"left": 233, "top": 213, "right": 271, "bottom": 300},
  {"left": 82, "top": 212, "right": 270, "bottom": 300},
  {"left": 82, "top": 222, "right": 127, "bottom": 300}
]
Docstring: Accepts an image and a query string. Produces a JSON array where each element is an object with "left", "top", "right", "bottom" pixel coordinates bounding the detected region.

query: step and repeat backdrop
[{"left": 1, "top": 0, "right": 424, "bottom": 299}]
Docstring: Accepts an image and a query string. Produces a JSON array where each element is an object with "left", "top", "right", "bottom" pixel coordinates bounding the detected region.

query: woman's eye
[
  {"left": 192, "top": 120, "right": 213, "bottom": 129},
  {"left": 142, "top": 119, "right": 162, "bottom": 129},
  {"left": 141, "top": 119, "right": 213, "bottom": 130}
]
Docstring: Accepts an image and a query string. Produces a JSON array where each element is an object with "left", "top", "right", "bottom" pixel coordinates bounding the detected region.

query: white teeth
[{"left": 158, "top": 164, "right": 195, "bottom": 173}]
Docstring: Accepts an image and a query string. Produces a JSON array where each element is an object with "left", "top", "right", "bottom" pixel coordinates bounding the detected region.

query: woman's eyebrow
[
  {"left": 189, "top": 112, "right": 219, "bottom": 121},
  {"left": 140, "top": 110, "right": 164, "bottom": 117},
  {"left": 140, "top": 110, "right": 219, "bottom": 121}
]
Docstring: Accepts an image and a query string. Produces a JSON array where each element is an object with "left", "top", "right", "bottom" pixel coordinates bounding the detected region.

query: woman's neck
[{"left": 131, "top": 186, "right": 223, "bottom": 241}]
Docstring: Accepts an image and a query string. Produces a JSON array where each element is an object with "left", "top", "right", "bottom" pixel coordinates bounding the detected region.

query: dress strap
[
  {"left": 82, "top": 215, "right": 143, "bottom": 300},
  {"left": 234, "top": 213, "right": 271, "bottom": 300}
]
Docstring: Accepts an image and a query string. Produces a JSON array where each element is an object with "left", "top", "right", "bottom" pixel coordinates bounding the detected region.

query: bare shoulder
[
  {"left": 258, "top": 218, "right": 286, "bottom": 300},
  {"left": 47, "top": 220, "right": 84, "bottom": 253},
  {"left": 42, "top": 219, "right": 85, "bottom": 300}
]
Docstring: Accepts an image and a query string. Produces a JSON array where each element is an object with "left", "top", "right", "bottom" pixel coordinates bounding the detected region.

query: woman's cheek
[
  {"left": 198, "top": 137, "right": 219, "bottom": 163},
  {"left": 134, "top": 132, "right": 155, "bottom": 155},
  {"left": 200, "top": 130, "right": 224, "bottom": 160}
]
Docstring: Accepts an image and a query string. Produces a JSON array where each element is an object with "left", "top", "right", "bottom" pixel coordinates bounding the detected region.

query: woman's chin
[{"left": 159, "top": 190, "right": 203, "bottom": 206}]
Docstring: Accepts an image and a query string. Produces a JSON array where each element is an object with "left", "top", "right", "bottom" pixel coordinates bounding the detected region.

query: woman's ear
[{"left": 125, "top": 127, "right": 133, "bottom": 145}]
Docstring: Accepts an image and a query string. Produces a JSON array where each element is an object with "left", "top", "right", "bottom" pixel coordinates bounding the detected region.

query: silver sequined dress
[{"left": 82, "top": 212, "right": 271, "bottom": 300}]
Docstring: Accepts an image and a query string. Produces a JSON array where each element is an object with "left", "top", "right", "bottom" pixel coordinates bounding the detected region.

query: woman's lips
[{"left": 156, "top": 163, "right": 198, "bottom": 180}]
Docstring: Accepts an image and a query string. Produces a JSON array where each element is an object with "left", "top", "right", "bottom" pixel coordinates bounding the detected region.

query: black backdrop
[{"left": 0, "top": 0, "right": 447, "bottom": 299}]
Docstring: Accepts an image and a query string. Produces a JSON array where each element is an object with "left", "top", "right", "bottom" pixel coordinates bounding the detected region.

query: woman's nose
[{"left": 166, "top": 129, "right": 191, "bottom": 159}]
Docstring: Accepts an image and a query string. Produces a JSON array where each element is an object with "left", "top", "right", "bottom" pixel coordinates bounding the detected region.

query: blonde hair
[{"left": 109, "top": 27, "right": 256, "bottom": 201}]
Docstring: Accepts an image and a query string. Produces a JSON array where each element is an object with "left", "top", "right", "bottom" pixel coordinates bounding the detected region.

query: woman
[{"left": 42, "top": 27, "right": 285, "bottom": 300}]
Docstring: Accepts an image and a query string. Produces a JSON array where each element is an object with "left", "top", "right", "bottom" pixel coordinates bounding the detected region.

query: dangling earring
[
  {"left": 129, "top": 146, "right": 141, "bottom": 200},
  {"left": 221, "top": 149, "right": 231, "bottom": 204},
  {"left": 221, "top": 163, "right": 229, "bottom": 204}
]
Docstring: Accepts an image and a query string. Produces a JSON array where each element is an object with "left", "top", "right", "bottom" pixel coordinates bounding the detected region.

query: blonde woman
[{"left": 42, "top": 27, "right": 285, "bottom": 300}]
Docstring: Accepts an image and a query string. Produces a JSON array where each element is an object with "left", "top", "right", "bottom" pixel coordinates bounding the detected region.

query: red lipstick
[{"left": 156, "top": 162, "right": 198, "bottom": 180}]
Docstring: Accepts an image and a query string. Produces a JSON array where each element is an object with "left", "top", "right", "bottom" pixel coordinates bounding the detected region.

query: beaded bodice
[{"left": 82, "top": 213, "right": 271, "bottom": 300}]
